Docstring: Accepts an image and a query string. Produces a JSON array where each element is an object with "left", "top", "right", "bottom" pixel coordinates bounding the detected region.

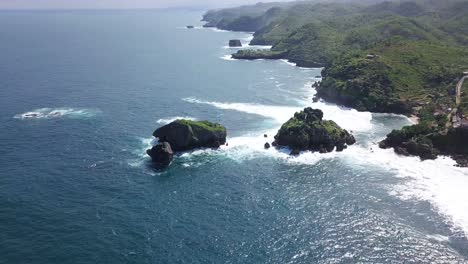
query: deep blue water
[{"left": 1, "top": 10, "right": 468, "bottom": 263}]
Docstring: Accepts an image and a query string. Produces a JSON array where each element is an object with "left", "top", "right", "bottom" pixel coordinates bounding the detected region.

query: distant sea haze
[
  {"left": 0, "top": 9, "right": 467, "bottom": 264},
  {"left": 0, "top": 0, "right": 291, "bottom": 10}
]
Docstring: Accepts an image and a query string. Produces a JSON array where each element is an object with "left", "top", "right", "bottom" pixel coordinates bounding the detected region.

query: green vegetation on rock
[
  {"left": 274, "top": 107, "right": 355, "bottom": 153},
  {"left": 153, "top": 119, "right": 227, "bottom": 151},
  {"left": 232, "top": 49, "right": 287, "bottom": 60},
  {"left": 174, "top": 119, "right": 227, "bottom": 133}
]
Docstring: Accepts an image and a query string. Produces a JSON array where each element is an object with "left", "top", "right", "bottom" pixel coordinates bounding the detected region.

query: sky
[{"left": 0, "top": 0, "right": 292, "bottom": 10}]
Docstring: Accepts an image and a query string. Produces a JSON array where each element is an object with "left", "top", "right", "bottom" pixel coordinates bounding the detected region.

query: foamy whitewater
[
  {"left": 179, "top": 78, "right": 468, "bottom": 238},
  {"left": 182, "top": 29, "right": 468, "bottom": 238},
  {"left": 14, "top": 107, "right": 99, "bottom": 120}
]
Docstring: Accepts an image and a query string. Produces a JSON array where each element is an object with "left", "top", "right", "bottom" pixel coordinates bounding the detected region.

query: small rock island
[
  {"left": 186, "top": 25, "right": 194, "bottom": 29},
  {"left": 273, "top": 107, "right": 356, "bottom": 155},
  {"left": 229, "top": 39, "right": 242, "bottom": 47},
  {"left": 147, "top": 119, "right": 227, "bottom": 168}
]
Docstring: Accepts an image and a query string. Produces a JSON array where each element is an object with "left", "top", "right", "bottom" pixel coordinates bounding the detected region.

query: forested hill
[
  {"left": 203, "top": 0, "right": 468, "bottom": 166},
  {"left": 203, "top": 0, "right": 468, "bottom": 115}
]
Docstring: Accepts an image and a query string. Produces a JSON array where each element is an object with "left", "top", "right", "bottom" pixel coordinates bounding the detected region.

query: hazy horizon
[{"left": 0, "top": 0, "right": 293, "bottom": 10}]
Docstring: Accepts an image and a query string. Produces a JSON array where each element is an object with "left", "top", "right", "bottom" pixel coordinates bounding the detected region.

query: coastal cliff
[{"left": 203, "top": 0, "right": 468, "bottom": 165}]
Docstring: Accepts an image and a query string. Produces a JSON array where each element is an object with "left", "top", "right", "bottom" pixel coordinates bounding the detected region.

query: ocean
[{"left": 0, "top": 9, "right": 467, "bottom": 263}]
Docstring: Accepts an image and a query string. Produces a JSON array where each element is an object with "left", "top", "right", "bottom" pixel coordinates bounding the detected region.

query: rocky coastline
[{"left": 201, "top": 0, "right": 468, "bottom": 167}]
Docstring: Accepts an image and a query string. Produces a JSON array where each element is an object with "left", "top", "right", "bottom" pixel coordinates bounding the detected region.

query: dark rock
[
  {"left": 346, "top": 135, "right": 356, "bottom": 145},
  {"left": 153, "top": 119, "right": 227, "bottom": 151},
  {"left": 290, "top": 149, "right": 301, "bottom": 156},
  {"left": 272, "top": 141, "right": 278, "bottom": 147},
  {"left": 274, "top": 107, "right": 356, "bottom": 154},
  {"left": 379, "top": 123, "right": 439, "bottom": 161},
  {"left": 394, "top": 146, "right": 410, "bottom": 156},
  {"left": 186, "top": 25, "right": 195, "bottom": 29},
  {"left": 403, "top": 140, "right": 438, "bottom": 160},
  {"left": 146, "top": 142, "right": 174, "bottom": 168},
  {"left": 264, "top": 142, "right": 271, "bottom": 149},
  {"left": 229, "top": 39, "right": 242, "bottom": 47},
  {"left": 312, "top": 96, "right": 319, "bottom": 103},
  {"left": 336, "top": 143, "right": 347, "bottom": 152},
  {"left": 264, "top": 134, "right": 268, "bottom": 138}
]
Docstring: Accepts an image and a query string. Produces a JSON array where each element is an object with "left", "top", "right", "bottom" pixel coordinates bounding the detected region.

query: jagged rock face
[
  {"left": 274, "top": 107, "right": 355, "bottom": 153},
  {"left": 433, "top": 126, "right": 468, "bottom": 154},
  {"left": 229, "top": 40, "right": 242, "bottom": 47},
  {"left": 146, "top": 142, "right": 174, "bottom": 168},
  {"left": 153, "top": 120, "right": 227, "bottom": 151}
]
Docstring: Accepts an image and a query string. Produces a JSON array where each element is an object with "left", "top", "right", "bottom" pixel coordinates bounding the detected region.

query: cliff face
[
  {"left": 379, "top": 124, "right": 468, "bottom": 166},
  {"left": 316, "top": 53, "right": 412, "bottom": 114}
]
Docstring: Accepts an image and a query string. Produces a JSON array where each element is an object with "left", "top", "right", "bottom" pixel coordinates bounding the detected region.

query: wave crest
[{"left": 14, "top": 107, "right": 99, "bottom": 120}]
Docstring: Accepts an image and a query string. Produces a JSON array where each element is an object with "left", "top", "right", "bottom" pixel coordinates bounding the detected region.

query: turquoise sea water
[{"left": 1, "top": 10, "right": 468, "bottom": 263}]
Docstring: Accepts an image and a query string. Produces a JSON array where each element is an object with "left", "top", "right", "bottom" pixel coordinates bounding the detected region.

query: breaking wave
[
  {"left": 157, "top": 116, "right": 197, "bottom": 125},
  {"left": 183, "top": 96, "right": 373, "bottom": 132},
  {"left": 14, "top": 107, "right": 99, "bottom": 120}
]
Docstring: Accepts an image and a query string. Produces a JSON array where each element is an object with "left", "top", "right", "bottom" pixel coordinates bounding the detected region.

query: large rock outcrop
[
  {"left": 380, "top": 124, "right": 468, "bottom": 166},
  {"left": 153, "top": 119, "right": 227, "bottom": 151},
  {"left": 274, "top": 107, "right": 355, "bottom": 154},
  {"left": 146, "top": 142, "right": 174, "bottom": 168},
  {"left": 229, "top": 40, "right": 242, "bottom": 47},
  {"left": 232, "top": 49, "right": 287, "bottom": 60}
]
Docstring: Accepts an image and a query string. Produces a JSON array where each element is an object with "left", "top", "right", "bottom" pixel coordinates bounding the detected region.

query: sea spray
[{"left": 14, "top": 107, "right": 100, "bottom": 120}]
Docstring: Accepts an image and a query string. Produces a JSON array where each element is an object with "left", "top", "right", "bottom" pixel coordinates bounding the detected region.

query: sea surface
[{"left": 1, "top": 9, "right": 468, "bottom": 264}]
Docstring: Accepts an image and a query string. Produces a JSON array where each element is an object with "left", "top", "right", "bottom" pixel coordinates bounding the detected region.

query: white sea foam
[
  {"left": 209, "top": 28, "right": 230, "bottom": 33},
  {"left": 312, "top": 101, "right": 373, "bottom": 132},
  {"left": 183, "top": 95, "right": 373, "bottom": 132},
  {"left": 242, "top": 35, "right": 254, "bottom": 42},
  {"left": 247, "top": 45, "right": 273, "bottom": 49},
  {"left": 127, "top": 137, "right": 157, "bottom": 169},
  {"left": 137, "top": 111, "right": 468, "bottom": 236},
  {"left": 281, "top": 59, "right": 297, "bottom": 67},
  {"left": 330, "top": 145, "right": 468, "bottom": 236},
  {"left": 183, "top": 97, "right": 300, "bottom": 123},
  {"left": 181, "top": 91, "right": 468, "bottom": 235},
  {"left": 157, "top": 27, "right": 468, "bottom": 236},
  {"left": 223, "top": 133, "right": 468, "bottom": 235},
  {"left": 223, "top": 45, "right": 244, "bottom": 49},
  {"left": 14, "top": 107, "right": 99, "bottom": 120},
  {"left": 220, "top": 55, "right": 236, "bottom": 61},
  {"left": 157, "top": 116, "right": 196, "bottom": 125}
]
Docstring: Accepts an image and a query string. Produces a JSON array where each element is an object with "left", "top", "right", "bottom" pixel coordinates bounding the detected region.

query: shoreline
[
  {"left": 190, "top": 21, "right": 468, "bottom": 238},
  {"left": 201, "top": 7, "right": 468, "bottom": 242},
  {"left": 409, "top": 115, "right": 420, "bottom": 125}
]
